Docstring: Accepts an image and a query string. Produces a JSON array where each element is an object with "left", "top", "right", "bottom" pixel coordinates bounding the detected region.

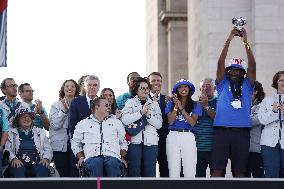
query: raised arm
[
  {"left": 49, "top": 101, "right": 68, "bottom": 130},
  {"left": 167, "top": 96, "right": 180, "bottom": 125},
  {"left": 241, "top": 28, "right": 256, "bottom": 85},
  {"left": 216, "top": 29, "right": 239, "bottom": 83}
]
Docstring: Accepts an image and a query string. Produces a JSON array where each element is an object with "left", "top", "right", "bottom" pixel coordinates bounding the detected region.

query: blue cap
[{"left": 172, "top": 79, "right": 195, "bottom": 96}]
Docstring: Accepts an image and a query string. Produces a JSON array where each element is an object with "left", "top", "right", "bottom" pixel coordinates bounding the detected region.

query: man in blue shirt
[
  {"left": 0, "top": 78, "right": 21, "bottom": 127},
  {"left": 116, "top": 72, "right": 140, "bottom": 110},
  {"left": 0, "top": 107, "right": 8, "bottom": 177},
  {"left": 211, "top": 27, "right": 256, "bottom": 177},
  {"left": 18, "top": 83, "right": 50, "bottom": 131}
]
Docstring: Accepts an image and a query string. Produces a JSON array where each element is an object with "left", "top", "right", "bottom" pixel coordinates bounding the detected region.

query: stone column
[
  {"left": 146, "top": 0, "right": 169, "bottom": 94},
  {"left": 146, "top": 0, "right": 188, "bottom": 94},
  {"left": 188, "top": 0, "right": 253, "bottom": 97},
  {"left": 253, "top": 0, "right": 284, "bottom": 95}
]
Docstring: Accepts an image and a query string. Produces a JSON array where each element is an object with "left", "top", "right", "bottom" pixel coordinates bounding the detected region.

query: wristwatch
[
  {"left": 38, "top": 110, "right": 44, "bottom": 115},
  {"left": 204, "top": 106, "right": 210, "bottom": 111}
]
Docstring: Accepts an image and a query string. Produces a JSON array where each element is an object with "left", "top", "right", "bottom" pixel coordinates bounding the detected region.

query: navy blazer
[
  {"left": 69, "top": 96, "right": 92, "bottom": 136},
  {"left": 150, "top": 94, "right": 168, "bottom": 139}
]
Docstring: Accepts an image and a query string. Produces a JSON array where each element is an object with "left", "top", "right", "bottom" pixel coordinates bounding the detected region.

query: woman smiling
[{"left": 5, "top": 105, "right": 52, "bottom": 177}]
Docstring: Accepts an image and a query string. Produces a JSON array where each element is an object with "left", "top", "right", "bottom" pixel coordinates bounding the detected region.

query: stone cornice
[{"left": 159, "top": 10, "right": 187, "bottom": 24}]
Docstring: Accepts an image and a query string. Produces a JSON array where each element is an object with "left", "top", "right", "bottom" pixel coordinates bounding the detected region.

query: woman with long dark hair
[
  {"left": 247, "top": 81, "right": 265, "bottom": 178},
  {"left": 100, "top": 88, "right": 122, "bottom": 118},
  {"left": 165, "top": 79, "right": 202, "bottom": 177}
]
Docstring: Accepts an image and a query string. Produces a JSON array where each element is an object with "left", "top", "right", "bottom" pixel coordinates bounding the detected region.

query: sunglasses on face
[{"left": 87, "top": 84, "right": 99, "bottom": 88}]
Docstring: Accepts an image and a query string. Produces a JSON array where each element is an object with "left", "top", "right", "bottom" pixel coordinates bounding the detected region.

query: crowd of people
[{"left": 0, "top": 27, "right": 284, "bottom": 178}]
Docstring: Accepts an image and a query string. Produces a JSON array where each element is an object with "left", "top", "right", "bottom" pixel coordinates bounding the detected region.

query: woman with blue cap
[
  {"left": 5, "top": 105, "right": 53, "bottom": 177},
  {"left": 165, "top": 79, "right": 202, "bottom": 177}
]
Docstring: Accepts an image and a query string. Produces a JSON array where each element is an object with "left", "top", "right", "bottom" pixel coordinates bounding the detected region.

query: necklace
[
  {"left": 229, "top": 83, "right": 242, "bottom": 100},
  {"left": 19, "top": 128, "right": 32, "bottom": 135}
]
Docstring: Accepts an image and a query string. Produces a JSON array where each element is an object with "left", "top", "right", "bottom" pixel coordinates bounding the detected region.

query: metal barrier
[{"left": 1, "top": 178, "right": 284, "bottom": 189}]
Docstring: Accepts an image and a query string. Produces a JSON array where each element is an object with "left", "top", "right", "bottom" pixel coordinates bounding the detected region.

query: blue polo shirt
[
  {"left": 116, "top": 92, "right": 133, "bottom": 110},
  {"left": 30, "top": 104, "right": 48, "bottom": 129},
  {"left": 0, "top": 108, "right": 8, "bottom": 132},
  {"left": 213, "top": 77, "right": 253, "bottom": 128},
  {"left": 18, "top": 129, "right": 35, "bottom": 153},
  {"left": 165, "top": 100, "right": 202, "bottom": 132}
]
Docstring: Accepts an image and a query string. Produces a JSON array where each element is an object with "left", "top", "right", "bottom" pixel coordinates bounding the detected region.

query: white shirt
[
  {"left": 258, "top": 93, "right": 284, "bottom": 149},
  {"left": 149, "top": 91, "right": 160, "bottom": 102},
  {"left": 86, "top": 95, "right": 97, "bottom": 109}
]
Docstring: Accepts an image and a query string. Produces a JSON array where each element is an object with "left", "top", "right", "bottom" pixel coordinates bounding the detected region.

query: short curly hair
[
  {"left": 130, "top": 77, "right": 151, "bottom": 97},
  {"left": 272, "top": 71, "right": 284, "bottom": 90}
]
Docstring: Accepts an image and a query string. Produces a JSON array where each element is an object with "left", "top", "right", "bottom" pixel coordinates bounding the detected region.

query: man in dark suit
[
  {"left": 69, "top": 75, "right": 100, "bottom": 136},
  {"left": 148, "top": 72, "right": 169, "bottom": 177}
]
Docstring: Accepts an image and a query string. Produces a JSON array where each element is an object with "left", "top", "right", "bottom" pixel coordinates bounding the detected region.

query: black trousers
[{"left": 157, "top": 137, "right": 169, "bottom": 177}]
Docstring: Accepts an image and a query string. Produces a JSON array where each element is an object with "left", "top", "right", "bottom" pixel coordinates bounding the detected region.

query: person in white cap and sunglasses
[{"left": 211, "top": 27, "right": 256, "bottom": 177}]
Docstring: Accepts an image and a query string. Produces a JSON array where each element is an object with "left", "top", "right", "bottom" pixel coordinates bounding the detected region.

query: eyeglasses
[
  {"left": 87, "top": 84, "right": 99, "bottom": 88},
  {"left": 104, "top": 103, "right": 110, "bottom": 107},
  {"left": 23, "top": 90, "right": 35, "bottom": 93},
  {"left": 139, "top": 87, "right": 150, "bottom": 91},
  {"left": 6, "top": 84, "right": 18, "bottom": 88}
]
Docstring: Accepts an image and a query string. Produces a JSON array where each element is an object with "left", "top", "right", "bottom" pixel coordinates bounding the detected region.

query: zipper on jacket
[
  {"left": 99, "top": 122, "right": 103, "bottom": 156},
  {"left": 279, "top": 94, "right": 282, "bottom": 142}
]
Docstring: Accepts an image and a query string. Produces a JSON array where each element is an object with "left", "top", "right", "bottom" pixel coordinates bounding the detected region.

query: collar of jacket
[{"left": 89, "top": 114, "right": 113, "bottom": 123}]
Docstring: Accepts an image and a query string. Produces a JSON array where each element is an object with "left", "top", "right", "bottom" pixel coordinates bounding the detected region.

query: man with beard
[
  {"left": 0, "top": 78, "right": 21, "bottom": 127},
  {"left": 116, "top": 72, "right": 140, "bottom": 110},
  {"left": 211, "top": 27, "right": 256, "bottom": 177}
]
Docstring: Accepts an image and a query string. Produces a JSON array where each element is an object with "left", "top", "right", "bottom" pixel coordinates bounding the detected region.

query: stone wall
[{"left": 146, "top": 0, "right": 284, "bottom": 96}]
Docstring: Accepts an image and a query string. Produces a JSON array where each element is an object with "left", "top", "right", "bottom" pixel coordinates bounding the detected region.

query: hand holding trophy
[{"left": 232, "top": 17, "right": 246, "bottom": 37}]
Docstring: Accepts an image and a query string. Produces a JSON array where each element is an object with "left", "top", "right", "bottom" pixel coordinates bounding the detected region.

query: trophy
[{"left": 232, "top": 17, "right": 246, "bottom": 36}]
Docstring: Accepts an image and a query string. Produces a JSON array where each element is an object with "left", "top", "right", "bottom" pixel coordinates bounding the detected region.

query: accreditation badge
[{"left": 231, "top": 99, "right": 242, "bottom": 109}]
